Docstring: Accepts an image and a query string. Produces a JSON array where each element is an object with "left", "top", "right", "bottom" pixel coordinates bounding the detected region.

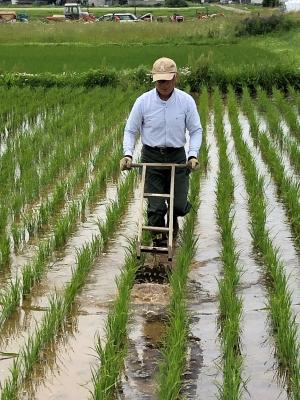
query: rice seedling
[
  {"left": 257, "top": 132, "right": 300, "bottom": 249},
  {"left": 90, "top": 240, "right": 140, "bottom": 400},
  {"left": 0, "top": 87, "right": 136, "bottom": 278},
  {"left": 213, "top": 87, "right": 244, "bottom": 399},
  {"left": 255, "top": 87, "right": 300, "bottom": 180},
  {"left": 244, "top": 88, "right": 300, "bottom": 251},
  {"left": 0, "top": 207, "right": 10, "bottom": 268},
  {"left": 273, "top": 88, "right": 300, "bottom": 143},
  {"left": 228, "top": 86, "right": 300, "bottom": 397},
  {"left": 0, "top": 279, "right": 21, "bottom": 327},
  {"left": 0, "top": 168, "right": 136, "bottom": 399},
  {"left": 0, "top": 94, "right": 136, "bottom": 327},
  {"left": 10, "top": 108, "right": 128, "bottom": 250},
  {"left": 287, "top": 86, "right": 300, "bottom": 120},
  {"left": 1, "top": 87, "right": 121, "bottom": 218},
  {"left": 242, "top": 89, "right": 300, "bottom": 175}
]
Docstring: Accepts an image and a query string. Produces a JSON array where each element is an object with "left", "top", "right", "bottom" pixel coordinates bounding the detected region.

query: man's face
[{"left": 155, "top": 75, "right": 177, "bottom": 99}]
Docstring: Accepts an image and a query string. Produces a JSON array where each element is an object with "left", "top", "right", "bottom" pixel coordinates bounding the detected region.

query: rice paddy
[{"left": 0, "top": 82, "right": 299, "bottom": 400}]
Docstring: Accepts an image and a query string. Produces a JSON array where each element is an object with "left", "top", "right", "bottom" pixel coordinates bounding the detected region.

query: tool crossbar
[{"left": 133, "top": 162, "right": 185, "bottom": 261}]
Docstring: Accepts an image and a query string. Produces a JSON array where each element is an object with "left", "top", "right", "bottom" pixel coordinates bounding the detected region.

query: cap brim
[{"left": 152, "top": 73, "right": 176, "bottom": 82}]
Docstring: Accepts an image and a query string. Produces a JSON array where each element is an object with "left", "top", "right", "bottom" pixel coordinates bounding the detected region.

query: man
[{"left": 120, "top": 57, "right": 202, "bottom": 246}]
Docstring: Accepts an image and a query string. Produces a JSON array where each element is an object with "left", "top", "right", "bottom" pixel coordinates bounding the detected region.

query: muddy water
[
  {"left": 0, "top": 181, "right": 120, "bottom": 390},
  {"left": 184, "top": 116, "right": 222, "bottom": 399},
  {"left": 24, "top": 182, "right": 119, "bottom": 309},
  {"left": 240, "top": 108, "right": 300, "bottom": 384},
  {"left": 279, "top": 120, "right": 300, "bottom": 182},
  {"left": 224, "top": 111, "right": 287, "bottom": 399},
  {"left": 2, "top": 144, "right": 112, "bottom": 291},
  {"left": 119, "top": 284, "right": 170, "bottom": 399},
  {"left": 0, "top": 309, "right": 45, "bottom": 385},
  {"left": 239, "top": 111, "right": 300, "bottom": 313},
  {"left": 261, "top": 116, "right": 300, "bottom": 185},
  {"left": 30, "top": 187, "right": 140, "bottom": 400}
]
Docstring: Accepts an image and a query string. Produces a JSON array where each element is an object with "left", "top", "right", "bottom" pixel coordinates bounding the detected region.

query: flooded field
[{"left": 0, "top": 87, "right": 300, "bottom": 399}]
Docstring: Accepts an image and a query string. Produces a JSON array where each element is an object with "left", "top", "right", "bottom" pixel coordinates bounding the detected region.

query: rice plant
[
  {"left": 229, "top": 86, "right": 300, "bottom": 398},
  {"left": 213, "top": 87, "right": 244, "bottom": 399},
  {"left": 0, "top": 168, "right": 136, "bottom": 399},
  {"left": 245, "top": 88, "right": 300, "bottom": 251}
]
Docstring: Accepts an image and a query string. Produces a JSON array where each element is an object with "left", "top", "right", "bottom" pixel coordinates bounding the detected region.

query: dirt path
[{"left": 218, "top": 4, "right": 251, "bottom": 13}]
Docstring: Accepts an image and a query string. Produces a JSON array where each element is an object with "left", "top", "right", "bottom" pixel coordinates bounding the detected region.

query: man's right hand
[
  {"left": 187, "top": 157, "right": 199, "bottom": 171},
  {"left": 120, "top": 156, "right": 132, "bottom": 171}
]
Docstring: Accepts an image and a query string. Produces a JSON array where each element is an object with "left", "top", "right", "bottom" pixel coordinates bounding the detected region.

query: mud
[{"left": 119, "top": 302, "right": 168, "bottom": 399}]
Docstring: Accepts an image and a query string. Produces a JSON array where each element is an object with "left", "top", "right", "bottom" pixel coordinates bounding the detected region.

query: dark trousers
[{"left": 141, "top": 145, "right": 191, "bottom": 227}]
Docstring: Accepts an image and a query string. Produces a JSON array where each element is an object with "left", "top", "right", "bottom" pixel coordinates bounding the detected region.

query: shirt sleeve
[
  {"left": 186, "top": 97, "right": 202, "bottom": 158},
  {"left": 123, "top": 97, "right": 143, "bottom": 156}
]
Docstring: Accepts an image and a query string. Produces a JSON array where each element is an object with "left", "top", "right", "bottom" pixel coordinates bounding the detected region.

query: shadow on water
[{"left": 22, "top": 307, "right": 79, "bottom": 400}]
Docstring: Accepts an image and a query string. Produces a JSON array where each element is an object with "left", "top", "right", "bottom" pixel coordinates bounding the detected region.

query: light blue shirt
[{"left": 123, "top": 88, "right": 202, "bottom": 158}]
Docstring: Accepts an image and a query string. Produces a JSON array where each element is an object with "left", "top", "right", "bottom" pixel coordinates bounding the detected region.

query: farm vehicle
[
  {"left": 46, "top": 3, "right": 96, "bottom": 22},
  {"left": 0, "top": 11, "right": 28, "bottom": 23}
]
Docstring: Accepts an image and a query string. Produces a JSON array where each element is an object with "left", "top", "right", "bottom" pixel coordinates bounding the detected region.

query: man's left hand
[{"left": 187, "top": 157, "right": 199, "bottom": 171}]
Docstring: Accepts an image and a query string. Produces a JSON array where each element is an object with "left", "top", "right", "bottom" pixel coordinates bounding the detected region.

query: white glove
[
  {"left": 187, "top": 157, "right": 199, "bottom": 171},
  {"left": 120, "top": 156, "right": 132, "bottom": 171}
]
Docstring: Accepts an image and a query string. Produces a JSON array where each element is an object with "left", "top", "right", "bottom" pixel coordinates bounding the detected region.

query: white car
[{"left": 99, "top": 13, "right": 139, "bottom": 22}]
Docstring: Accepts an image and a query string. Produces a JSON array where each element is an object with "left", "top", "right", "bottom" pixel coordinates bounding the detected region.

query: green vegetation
[
  {"left": 0, "top": 10, "right": 299, "bottom": 75},
  {"left": 0, "top": 165, "right": 136, "bottom": 399},
  {"left": 213, "top": 87, "right": 244, "bottom": 398},
  {"left": 236, "top": 13, "right": 299, "bottom": 36},
  {"left": 0, "top": 87, "right": 137, "bottom": 329},
  {"left": 231, "top": 87, "right": 300, "bottom": 396},
  {"left": 255, "top": 88, "right": 300, "bottom": 250},
  {"left": 91, "top": 238, "right": 140, "bottom": 399},
  {"left": 0, "top": 6, "right": 300, "bottom": 397}
]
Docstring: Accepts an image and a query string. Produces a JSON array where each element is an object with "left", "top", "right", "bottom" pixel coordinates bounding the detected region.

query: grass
[
  {"left": 0, "top": 14, "right": 299, "bottom": 73},
  {"left": 0, "top": 39, "right": 286, "bottom": 74}
]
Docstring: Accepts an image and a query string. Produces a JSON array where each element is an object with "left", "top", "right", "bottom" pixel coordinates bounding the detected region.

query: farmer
[{"left": 120, "top": 57, "right": 202, "bottom": 246}]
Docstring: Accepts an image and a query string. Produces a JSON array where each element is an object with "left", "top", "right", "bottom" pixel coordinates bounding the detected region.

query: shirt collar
[{"left": 155, "top": 88, "right": 176, "bottom": 104}]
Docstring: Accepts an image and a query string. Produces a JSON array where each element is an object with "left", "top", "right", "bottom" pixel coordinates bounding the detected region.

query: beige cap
[{"left": 151, "top": 57, "right": 177, "bottom": 82}]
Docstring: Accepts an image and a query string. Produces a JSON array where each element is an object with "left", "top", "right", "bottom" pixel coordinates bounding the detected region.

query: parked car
[
  {"left": 98, "top": 13, "right": 139, "bottom": 22},
  {"left": 46, "top": 3, "right": 96, "bottom": 23},
  {"left": 139, "top": 13, "right": 154, "bottom": 22}
]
